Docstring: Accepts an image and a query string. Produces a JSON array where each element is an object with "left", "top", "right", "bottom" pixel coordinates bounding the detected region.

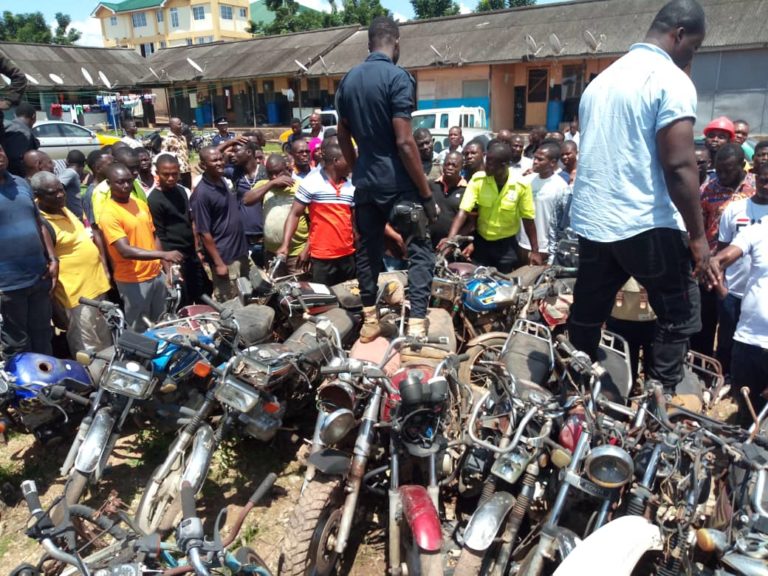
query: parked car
[{"left": 33, "top": 121, "right": 122, "bottom": 160}]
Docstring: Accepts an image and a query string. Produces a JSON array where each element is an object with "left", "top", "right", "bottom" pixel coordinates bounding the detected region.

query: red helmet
[{"left": 703, "top": 117, "right": 735, "bottom": 140}]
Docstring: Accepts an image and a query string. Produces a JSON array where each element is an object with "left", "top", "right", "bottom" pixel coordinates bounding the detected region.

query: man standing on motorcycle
[
  {"left": 336, "top": 16, "right": 439, "bottom": 341},
  {"left": 567, "top": 0, "right": 708, "bottom": 395},
  {"left": 439, "top": 141, "right": 542, "bottom": 273}
]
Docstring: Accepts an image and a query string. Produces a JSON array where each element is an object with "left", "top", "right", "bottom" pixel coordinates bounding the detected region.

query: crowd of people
[{"left": 0, "top": 0, "right": 764, "bottom": 422}]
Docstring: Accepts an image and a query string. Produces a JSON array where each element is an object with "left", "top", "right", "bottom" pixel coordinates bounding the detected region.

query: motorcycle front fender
[
  {"left": 722, "top": 552, "right": 768, "bottom": 576},
  {"left": 552, "top": 516, "right": 662, "bottom": 576},
  {"left": 399, "top": 485, "right": 442, "bottom": 553},
  {"left": 74, "top": 408, "right": 115, "bottom": 474},
  {"left": 463, "top": 492, "right": 515, "bottom": 551},
  {"left": 466, "top": 332, "right": 511, "bottom": 348},
  {"left": 180, "top": 424, "right": 216, "bottom": 494}
]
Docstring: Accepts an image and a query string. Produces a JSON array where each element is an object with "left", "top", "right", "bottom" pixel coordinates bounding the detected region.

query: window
[
  {"left": 239, "top": 7, "right": 247, "bottom": 17},
  {"left": 439, "top": 114, "right": 449, "bottom": 129},
  {"left": 186, "top": 38, "right": 193, "bottom": 46},
  {"left": 527, "top": 69, "right": 548, "bottom": 103},
  {"left": 109, "top": 15, "right": 117, "bottom": 26},
  {"left": 33, "top": 124, "right": 64, "bottom": 139},
  {"left": 131, "top": 12, "right": 147, "bottom": 27},
  {"left": 195, "top": 36, "right": 213, "bottom": 44},
  {"left": 160, "top": 40, "right": 166, "bottom": 48},
  {"left": 220, "top": 5, "right": 233, "bottom": 19},
  {"left": 156, "top": 9, "right": 163, "bottom": 22},
  {"left": 412, "top": 114, "right": 436, "bottom": 130},
  {"left": 58, "top": 124, "right": 92, "bottom": 138},
  {"left": 307, "top": 77, "right": 321, "bottom": 98},
  {"left": 463, "top": 79, "right": 488, "bottom": 98},
  {"left": 193, "top": 6, "right": 205, "bottom": 20},
  {"left": 140, "top": 42, "right": 155, "bottom": 57},
  {"left": 561, "top": 65, "right": 585, "bottom": 99},
  {"left": 170, "top": 7, "right": 179, "bottom": 27}
]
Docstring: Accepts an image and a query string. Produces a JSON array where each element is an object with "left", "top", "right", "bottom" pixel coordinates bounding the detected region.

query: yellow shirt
[
  {"left": 459, "top": 170, "right": 535, "bottom": 241},
  {"left": 41, "top": 208, "right": 111, "bottom": 309},
  {"left": 91, "top": 179, "right": 147, "bottom": 226},
  {"left": 99, "top": 197, "right": 162, "bottom": 284}
]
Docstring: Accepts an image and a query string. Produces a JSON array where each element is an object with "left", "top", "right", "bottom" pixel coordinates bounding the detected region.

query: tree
[
  {"left": 0, "top": 11, "right": 81, "bottom": 45},
  {"left": 476, "top": 0, "right": 534, "bottom": 10},
  {"left": 411, "top": 0, "right": 459, "bottom": 19},
  {"left": 248, "top": 0, "right": 389, "bottom": 36}
]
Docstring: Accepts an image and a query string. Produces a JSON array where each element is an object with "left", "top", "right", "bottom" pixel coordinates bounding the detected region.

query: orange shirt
[{"left": 99, "top": 197, "right": 162, "bottom": 283}]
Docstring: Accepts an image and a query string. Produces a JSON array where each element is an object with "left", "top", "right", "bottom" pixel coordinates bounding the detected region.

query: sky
[{"left": 14, "top": 0, "right": 568, "bottom": 46}]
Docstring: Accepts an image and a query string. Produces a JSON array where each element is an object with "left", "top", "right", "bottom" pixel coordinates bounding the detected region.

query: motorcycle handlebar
[
  {"left": 554, "top": 335, "right": 579, "bottom": 357},
  {"left": 78, "top": 297, "right": 120, "bottom": 313},
  {"left": 248, "top": 473, "right": 277, "bottom": 506},
  {"left": 550, "top": 266, "right": 579, "bottom": 278},
  {"left": 180, "top": 481, "right": 196, "bottom": 521},
  {"left": 21, "top": 480, "right": 43, "bottom": 517},
  {"left": 48, "top": 386, "right": 91, "bottom": 407},
  {"left": 199, "top": 295, "right": 224, "bottom": 314}
]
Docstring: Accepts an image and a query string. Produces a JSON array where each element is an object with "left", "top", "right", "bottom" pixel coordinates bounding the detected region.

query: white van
[{"left": 411, "top": 106, "right": 493, "bottom": 153}]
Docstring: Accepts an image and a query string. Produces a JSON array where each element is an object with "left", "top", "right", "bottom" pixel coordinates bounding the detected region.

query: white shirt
[
  {"left": 719, "top": 198, "right": 768, "bottom": 298},
  {"left": 565, "top": 131, "right": 580, "bottom": 146},
  {"left": 121, "top": 135, "right": 144, "bottom": 149},
  {"left": 732, "top": 221, "right": 768, "bottom": 349},
  {"left": 510, "top": 156, "right": 533, "bottom": 182},
  {"left": 570, "top": 43, "right": 697, "bottom": 242},
  {"left": 437, "top": 145, "right": 463, "bottom": 164},
  {"left": 517, "top": 173, "right": 570, "bottom": 253}
]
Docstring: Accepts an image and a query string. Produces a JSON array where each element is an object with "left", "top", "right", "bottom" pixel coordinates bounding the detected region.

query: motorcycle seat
[
  {"left": 284, "top": 308, "right": 355, "bottom": 347},
  {"left": 503, "top": 331, "right": 552, "bottom": 388},
  {"left": 230, "top": 304, "right": 275, "bottom": 346}
]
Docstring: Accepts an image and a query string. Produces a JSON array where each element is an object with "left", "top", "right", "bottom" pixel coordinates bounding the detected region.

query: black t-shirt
[
  {"left": 147, "top": 185, "right": 196, "bottom": 256},
  {"left": 335, "top": 52, "right": 417, "bottom": 203},
  {"left": 429, "top": 179, "right": 466, "bottom": 247}
]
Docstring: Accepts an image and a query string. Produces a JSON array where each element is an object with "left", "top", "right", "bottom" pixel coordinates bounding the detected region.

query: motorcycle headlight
[
  {"left": 317, "top": 379, "right": 357, "bottom": 412},
  {"left": 103, "top": 361, "right": 154, "bottom": 399},
  {"left": 215, "top": 376, "right": 261, "bottom": 413},
  {"left": 319, "top": 408, "right": 356, "bottom": 446},
  {"left": 585, "top": 445, "right": 634, "bottom": 489}
]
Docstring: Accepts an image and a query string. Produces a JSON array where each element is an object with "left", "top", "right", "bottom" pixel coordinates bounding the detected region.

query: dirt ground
[{"left": 0, "top": 424, "right": 386, "bottom": 575}]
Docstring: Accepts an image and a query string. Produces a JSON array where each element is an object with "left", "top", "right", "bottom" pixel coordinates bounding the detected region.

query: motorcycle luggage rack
[
  {"left": 684, "top": 350, "right": 724, "bottom": 407},
  {"left": 500, "top": 319, "right": 555, "bottom": 387},
  {"left": 117, "top": 331, "right": 160, "bottom": 361},
  {"left": 596, "top": 331, "right": 633, "bottom": 402}
]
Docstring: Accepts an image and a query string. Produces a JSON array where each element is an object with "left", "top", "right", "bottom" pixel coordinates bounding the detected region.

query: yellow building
[{"left": 92, "top": 0, "right": 252, "bottom": 57}]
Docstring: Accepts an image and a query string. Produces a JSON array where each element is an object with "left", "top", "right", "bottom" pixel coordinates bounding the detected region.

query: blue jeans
[
  {"left": 716, "top": 293, "right": 741, "bottom": 375},
  {"left": 0, "top": 279, "right": 53, "bottom": 357}
]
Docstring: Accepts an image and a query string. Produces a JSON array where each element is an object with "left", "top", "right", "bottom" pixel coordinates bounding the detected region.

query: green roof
[
  {"left": 94, "top": 0, "right": 164, "bottom": 14},
  {"left": 249, "top": 0, "right": 318, "bottom": 24}
]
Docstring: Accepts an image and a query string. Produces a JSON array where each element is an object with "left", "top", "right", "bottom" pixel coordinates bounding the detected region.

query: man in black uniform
[
  {"left": 336, "top": 16, "right": 439, "bottom": 342},
  {"left": 429, "top": 151, "right": 467, "bottom": 249}
]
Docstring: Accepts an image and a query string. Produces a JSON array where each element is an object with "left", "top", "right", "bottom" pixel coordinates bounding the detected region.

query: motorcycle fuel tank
[
  {"left": 5, "top": 353, "right": 93, "bottom": 400},
  {"left": 463, "top": 277, "right": 519, "bottom": 313}
]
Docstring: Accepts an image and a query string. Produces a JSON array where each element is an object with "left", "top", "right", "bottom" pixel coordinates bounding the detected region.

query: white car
[{"left": 33, "top": 121, "right": 120, "bottom": 160}]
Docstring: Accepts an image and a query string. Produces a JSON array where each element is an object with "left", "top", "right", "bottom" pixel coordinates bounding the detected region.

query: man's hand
[
  {"left": 214, "top": 263, "right": 229, "bottom": 278},
  {"left": 272, "top": 175, "right": 295, "bottom": 189},
  {"left": 422, "top": 196, "right": 440, "bottom": 224},
  {"left": 297, "top": 246, "right": 311, "bottom": 271},
  {"left": 689, "top": 236, "right": 711, "bottom": 282},
  {"left": 0, "top": 99, "right": 11, "bottom": 111},
  {"left": 162, "top": 250, "right": 185, "bottom": 264},
  {"left": 436, "top": 237, "right": 449, "bottom": 252},
  {"left": 276, "top": 244, "right": 289, "bottom": 259},
  {"left": 44, "top": 260, "right": 59, "bottom": 295},
  {"left": 529, "top": 251, "right": 545, "bottom": 266},
  {"left": 392, "top": 232, "right": 407, "bottom": 258},
  {"left": 461, "top": 243, "right": 475, "bottom": 259}
]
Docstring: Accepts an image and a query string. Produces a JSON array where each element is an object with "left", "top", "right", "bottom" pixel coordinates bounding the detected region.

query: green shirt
[{"left": 459, "top": 170, "right": 535, "bottom": 241}]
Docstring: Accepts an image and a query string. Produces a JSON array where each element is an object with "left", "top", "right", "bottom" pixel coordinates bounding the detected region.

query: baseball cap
[{"left": 215, "top": 116, "right": 228, "bottom": 125}]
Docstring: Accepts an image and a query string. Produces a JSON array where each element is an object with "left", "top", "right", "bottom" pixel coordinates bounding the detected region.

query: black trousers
[
  {"left": 0, "top": 279, "right": 53, "bottom": 357},
  {"left": 181, "top": 255, "right": 212, "bottom": 306},
  {"left": 354, "top": 192, "right": 434, "bottom": 318},
  {"left": 311, "top": 254, "right": 356, "bottom": 286},
  {"left": 731, "top": 341, "right": 768, "bottom": 425},
  {"left": 568, "top": 228, "right": 701, "bottom": 390},
  {"left": 690, "top": 285, "right": 718, "bottom": 357},
  {"left": 472, "top": 234, "right": 519, "bottom": 274}
]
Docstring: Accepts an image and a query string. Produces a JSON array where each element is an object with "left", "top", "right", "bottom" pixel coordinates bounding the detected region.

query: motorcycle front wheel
[
  {"left": 280, "top": 475, "right": 344, "bottom": 576},
  {"left": 458, "top": 337, "right": 507, "bottom": 387}
]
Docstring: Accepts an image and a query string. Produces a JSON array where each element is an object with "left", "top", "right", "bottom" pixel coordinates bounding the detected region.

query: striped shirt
[{"left": 296, "top": 168, "right": 355, "bottom": 260}]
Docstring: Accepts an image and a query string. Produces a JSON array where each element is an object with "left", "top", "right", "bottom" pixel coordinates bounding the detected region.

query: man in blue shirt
[
  {"left": 336, "top": 16, "right": 439, "bottom": 341},
  {"left": 568, "top": 0, "right": 709, "bottom": 394},
  {"left": 0, "top": 144, "right": 58, "bottom": 356},
  {"left": 211, "top": 117, "right": 235, "bottom": 147}
]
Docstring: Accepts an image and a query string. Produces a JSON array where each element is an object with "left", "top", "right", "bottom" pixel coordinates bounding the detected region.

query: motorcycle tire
[
  {"left": 280, "top": 475, "right": 344, "bottom": 576},
  {"left": 419, "top": 551, "right": 443, "bottom": 576},
  {"left": 52, "top": 470, "right": 91, "bottom": 523},
  {"left": 135, "top": 461, "right": 184, "bottom": 535},
  {"left": 233, "top": 547, "right": 272, "bottom": 576},
  {"left": 458, "top": 338, "right": 507, "bottom": 388}
]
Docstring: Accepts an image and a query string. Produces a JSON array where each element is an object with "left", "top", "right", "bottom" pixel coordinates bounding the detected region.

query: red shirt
[{"left": 295, "top": 169, "right": 355, "bottom": 260}]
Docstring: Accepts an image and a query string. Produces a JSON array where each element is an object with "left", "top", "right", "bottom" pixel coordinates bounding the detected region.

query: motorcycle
[
  {"left": 134, "top": 298, "right": 356, "bottom": 534},
  {"left": 281, "top": 332, "right": 471, "bottom": 576},
  {"left": 13, "top": 472, "right": 276, "bottom": 576}
]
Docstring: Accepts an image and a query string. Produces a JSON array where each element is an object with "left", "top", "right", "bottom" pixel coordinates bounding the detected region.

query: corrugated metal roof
[
  {"left": 307, "top": 0, "right": 768, "bottom": 75},
  {"left": 93, "top": 0, "right": 165, "bottom": 15},
  {"left": 139, "top": 25, "right": 358, "bottom": 83},
  {"left": 0, "top": 42, "right": 151, "bottom": 90}
]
